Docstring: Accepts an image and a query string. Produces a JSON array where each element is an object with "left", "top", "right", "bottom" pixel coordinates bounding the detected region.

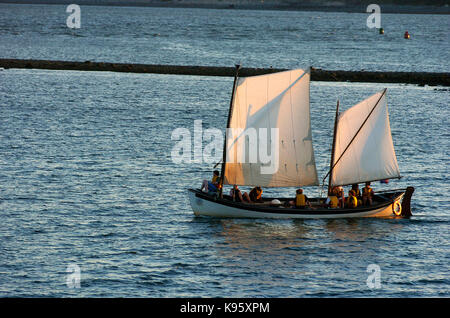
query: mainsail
[
  {"left": 330, "top": 89, "right": 401, "bottom": 187},
  {"left": 224, "top": 68, "right": 319, "bottom": 187}
]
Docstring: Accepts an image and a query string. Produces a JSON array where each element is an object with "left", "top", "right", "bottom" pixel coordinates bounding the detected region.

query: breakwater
[{"left": 1, "top": 58, "right": 448, "bottom": 86}]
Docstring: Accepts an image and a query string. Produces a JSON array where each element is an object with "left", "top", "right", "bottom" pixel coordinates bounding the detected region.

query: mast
[
  {"left": 219, "top": 64, "right": 241, "bottom": 197},
  {"left": 327, "top": 100, "right": 339, "bottom": 195}
]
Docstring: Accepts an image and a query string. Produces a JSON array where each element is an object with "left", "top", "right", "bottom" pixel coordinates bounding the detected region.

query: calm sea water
[
  {"left": 0, "top": 4, "right": 449, "bottom": 297},
  {"left": 0, "top": 3, "right": 449, "bottom": 71}
]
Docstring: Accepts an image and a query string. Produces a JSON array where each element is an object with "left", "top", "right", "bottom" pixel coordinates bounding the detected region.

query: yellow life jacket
[
  {"left": 347, "top": 196, "right": 358, "bottom": 208},
  {"left": 328, "top": 196, "right": 339, "bottom": 208},
  {"left": 296, "top": 194, "right": 306, "bottom": 207},
  {"left": 211, "top": 175, "right": 222, "bottom": 191}
]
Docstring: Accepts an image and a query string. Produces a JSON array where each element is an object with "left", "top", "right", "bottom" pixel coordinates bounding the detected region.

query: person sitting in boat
[
  {"left": 362, "top": 182, "right": 374, "bottom": 206},
  {"left": 292, "top": 188, "right": 310, "bottom": 209},
  {"left": 249, "top": 186, "right": 263, "bottom": 203},
  {"left": 324, "top": 188, "right": 339, "bottom": 209},
  {"left": 351, "top": 184, "right": 362, "bottom": 206},
  {"left": 336, "top": 186, "right": 345, "bottom": 208},
  {"left": 351, "top": 184, "right": 361, "bottom": 198},
  {"left": 201, "top": 170, "right": 221, "bottom": 195},
  {"left": 346, "top": 189, "right": 358, "bottom": 208},
  {"left": 230, "top": 185, "right": 251, "bottom": 203}
]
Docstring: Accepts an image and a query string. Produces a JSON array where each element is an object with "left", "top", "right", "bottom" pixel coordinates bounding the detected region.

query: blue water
[
  {"left": 0, "top": 4, "right": 449, "bottom": 297},
  {"left": 0, "top": 3, "right": 449, "bottom": 72}
]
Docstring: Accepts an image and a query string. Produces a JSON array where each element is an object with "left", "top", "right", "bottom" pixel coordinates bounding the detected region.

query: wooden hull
[{"left": 188, "top": 188, "right": 411, "bottom": 219}]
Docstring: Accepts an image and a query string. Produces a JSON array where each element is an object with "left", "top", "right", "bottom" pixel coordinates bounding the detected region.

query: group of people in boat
[
  {"left": 200, "top": 171, "right": 263, "bottom": 204},
  {"left": 323, "top": 183, "right": 374, "bottom": 209},
  {"left": 230, "top": 185, "right": 264, "bottom": 203},
  {"left": 200, "top": 171, "right": 375, "bottom": 209},
  {"left": 287, "top": 183, "right": 373, "bottom": 209}
]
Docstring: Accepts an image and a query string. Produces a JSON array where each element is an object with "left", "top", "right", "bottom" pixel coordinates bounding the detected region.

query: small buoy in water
[
  {"left": 404, "top": 31, "right": 410, "bottom": 39},
  {"left": 379, "top": 28, "right": 384, "bottom": 34}
]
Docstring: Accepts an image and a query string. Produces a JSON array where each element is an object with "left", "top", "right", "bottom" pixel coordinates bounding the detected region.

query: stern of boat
[
  {"left": 400, "top": 186, "right": 415, "bottom": 217},
  {"left": 372, "top": 187, "right": 414, "bottom": 218}
]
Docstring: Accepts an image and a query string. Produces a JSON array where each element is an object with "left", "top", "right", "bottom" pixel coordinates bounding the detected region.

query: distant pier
[{"left": 0, "top": 58, "right": 448, "bottom": 86}]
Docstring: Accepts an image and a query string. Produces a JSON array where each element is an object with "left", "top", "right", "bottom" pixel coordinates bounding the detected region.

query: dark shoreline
[
  {"left": 0, "top": 1, "right": 449, "bottom": 14},
  {"left": 1, "top": 58, "right": 449, "bottom": 86}
]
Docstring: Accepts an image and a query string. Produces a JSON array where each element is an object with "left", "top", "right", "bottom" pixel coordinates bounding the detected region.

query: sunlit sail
[
  {"left": 329, "top": 89, "right": 401, "bottom": 187},
  {"left": 224, "top": 68, "right": 318, "bottom": 187}
]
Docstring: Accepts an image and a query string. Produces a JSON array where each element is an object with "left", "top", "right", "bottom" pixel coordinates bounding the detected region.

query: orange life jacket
[
  {"left": 250, "top": 188, "right": 262, "bottom": 201},
  {"left": 363, "top": 187, "right": 373, "bottom": 197}
]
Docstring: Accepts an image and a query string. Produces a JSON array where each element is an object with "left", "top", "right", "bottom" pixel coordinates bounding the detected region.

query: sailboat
[{"left": 188, "top": 66, "right": 414, "bottom": 219}]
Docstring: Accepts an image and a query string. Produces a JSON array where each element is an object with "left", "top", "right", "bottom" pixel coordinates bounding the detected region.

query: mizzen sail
[
  {"left": 224, "top": 68, "right": 319, "bottom": 187},
  {"left": 330, "top": 89, "right": 401, "bottom": 187}
]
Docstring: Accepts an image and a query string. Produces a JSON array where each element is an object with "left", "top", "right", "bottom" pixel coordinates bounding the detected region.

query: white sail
[
  {"left": 224, "top": 68, "right": 319, "bottom": 187},
  {"left": 330, "top": 89, "right": 401, "bottom": 187}
]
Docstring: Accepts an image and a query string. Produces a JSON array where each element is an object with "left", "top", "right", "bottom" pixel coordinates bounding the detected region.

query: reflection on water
[
  {"left": 218, "top": 219, "right": 310, "bottom": 252},
  {"left": 324, "top": 218, "right": 404, "bottom": 241},
  {"left": 191, "top": 217, "right": 410, "bottom": 297},
  {"left": 215, "top": 218, "right": 404, "bottom": 255}
]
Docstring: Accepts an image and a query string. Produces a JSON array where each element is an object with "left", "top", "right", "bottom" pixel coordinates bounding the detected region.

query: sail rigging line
[
  {"left": 322, "top": 88, "right": 387, "bottom": 186},
  {"left": 213, "top": 160, "right": 222, "bottom": 169},
  {"left": 219, "top": 64, "right": 241, "bottom": 197}
]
